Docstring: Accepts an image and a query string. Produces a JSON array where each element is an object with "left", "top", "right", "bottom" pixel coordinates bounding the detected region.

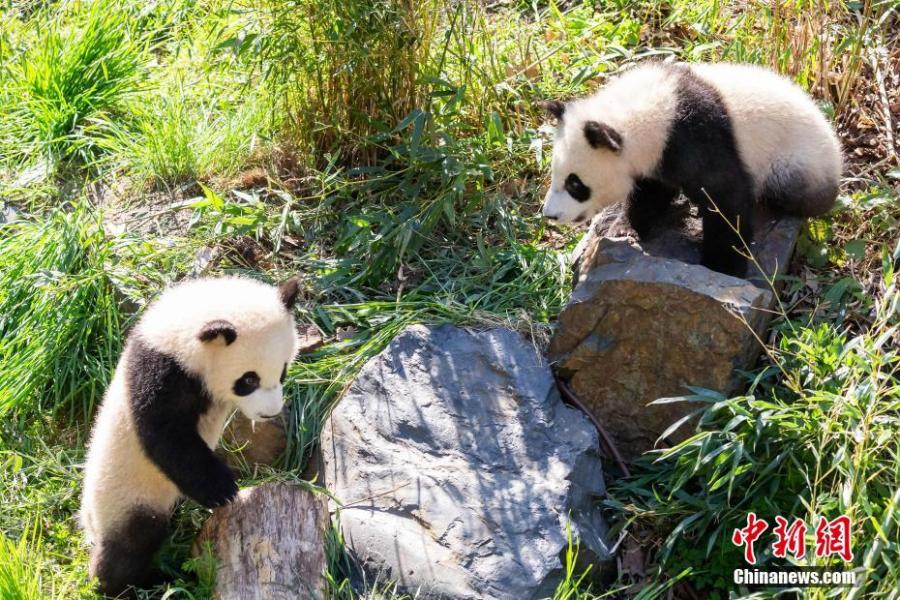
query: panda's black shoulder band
[{"left": 126, "top": 337, "right": 238, "bottom": 508}]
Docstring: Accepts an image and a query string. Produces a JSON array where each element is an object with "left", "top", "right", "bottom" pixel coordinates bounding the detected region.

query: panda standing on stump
[
  {"left": 541, "top": 62, "right": 842, "bottom": 277},
  {"left": 80, "top": 276, "right": 301, "bottom": 598}
]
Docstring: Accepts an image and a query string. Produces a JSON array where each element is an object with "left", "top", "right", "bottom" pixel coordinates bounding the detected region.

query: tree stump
[{"left": 195, "top": 483, "right": 329, "bottom": 600}]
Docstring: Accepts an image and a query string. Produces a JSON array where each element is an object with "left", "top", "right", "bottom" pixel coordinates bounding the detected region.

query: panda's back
[{"left": 688, "top": 62, "right": 842, "bottom": 188}]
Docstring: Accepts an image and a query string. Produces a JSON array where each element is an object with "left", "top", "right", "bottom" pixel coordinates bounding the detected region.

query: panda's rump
[
  {"left": 752, "top": 132, "right": 839, "bottom": 216},
  {"left": 759, "top": 158, "right": 838, "bottom": 217},
  {"left": 689, "top": 63, "right": 840, "bottom": 216}
]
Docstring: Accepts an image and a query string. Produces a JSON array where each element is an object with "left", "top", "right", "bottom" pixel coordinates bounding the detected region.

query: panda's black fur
[
  {"left": 635, "top": 66, "right": 756, "bottom": 275},
  {"left": 127, "top": 340, "right": 240, "bottom": 511}
]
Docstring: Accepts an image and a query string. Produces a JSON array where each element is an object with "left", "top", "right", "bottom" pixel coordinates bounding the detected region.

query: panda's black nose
[{"left": 545, "top": 213, "right": 560, "bottom": 221}]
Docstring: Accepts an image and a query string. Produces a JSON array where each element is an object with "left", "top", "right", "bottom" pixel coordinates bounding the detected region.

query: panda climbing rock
[
  {"left": 541, "top": 62, "right": 842, "bottom": 277},
  {"left": 80, "top": 276, "right": 301, "bottom": 597}
]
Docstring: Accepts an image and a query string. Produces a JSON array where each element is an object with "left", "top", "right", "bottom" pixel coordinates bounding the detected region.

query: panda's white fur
[
  {"left": 542, "top": 62, "right": 842, "bottom": 276},
  {"left": 81, "top": 276, "right": 300, "bottom": 596},
  {"left": 544, "top": 62, "right": 841, "bottom": 223},
  {"left": 544, "top": 63, "right": 682, "bottom": 221}
]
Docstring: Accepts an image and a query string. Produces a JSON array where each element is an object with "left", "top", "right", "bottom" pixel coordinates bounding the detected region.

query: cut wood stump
[{"left": 195, "top": 483, "right": 329, "bottom": 600}]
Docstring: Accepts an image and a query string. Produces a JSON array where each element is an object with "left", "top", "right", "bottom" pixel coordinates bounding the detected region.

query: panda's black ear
[
  {"left": 278, "top": 277, "right": 300, "bottom": 310},
  {"left": 198, "top": 320, "right": 237, "bottom": 345},
  {"left": 539, "top": 100, "right": 566, "bottom": 121},
  {"left": 584, "top": 120, "right": 622, "bottom": 152}
]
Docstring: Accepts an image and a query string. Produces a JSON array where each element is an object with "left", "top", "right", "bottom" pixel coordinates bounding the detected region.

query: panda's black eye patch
[
  {"left": 565, "top": 173, "right": 591, "bottom": 202},
  {"left": 280, "top": 364, "right": 287, "bottom": 384},
  {"left": 233, "top": 371, "right": 260, "bottom": 396}
]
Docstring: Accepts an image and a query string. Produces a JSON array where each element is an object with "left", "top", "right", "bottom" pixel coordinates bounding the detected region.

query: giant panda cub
[
  {"left": 541, "top": 62, "right": 842, "bottom": 277},
  {"left": 81, "top": 276, "right": 301, "bottom": 597}
]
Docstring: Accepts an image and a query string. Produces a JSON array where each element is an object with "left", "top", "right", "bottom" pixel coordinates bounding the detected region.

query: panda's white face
[
  {"left": 542, "top": 110, "right": 633, "bottom": 224},
  {"left": 199, "top": 323, "right": 298, "bottom": 421},
  {"left": 136, "top": 276, "right": 302, "bottom": 421}
]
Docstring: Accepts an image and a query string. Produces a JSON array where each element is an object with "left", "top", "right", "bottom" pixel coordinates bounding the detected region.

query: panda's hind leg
[
  {"left": 90, "top": 507, "right": 169, "bottom": 598},
  {"left": 692, "top": 178, "right": 755, "bottom": 278},
  {"left": 760, "top": 160, "right": 838, "bottom": 218}
]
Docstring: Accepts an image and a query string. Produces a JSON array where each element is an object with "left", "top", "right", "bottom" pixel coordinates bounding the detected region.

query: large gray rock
[
  {"left": 321, "top": 324, "right": 612, "bottom": 599},
  {"left": 550, "top": 201, "right": 801, "bottom": 458}
]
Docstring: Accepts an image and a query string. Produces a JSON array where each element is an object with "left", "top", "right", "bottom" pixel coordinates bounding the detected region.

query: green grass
[
  {"left": 0, "top": 206, "right": 122, "bottom": 422},
  {"left": 107, "top": 82, "right": 273, "bottom": 187},
  {"left": 0, "top": 0, "right": 148, "bottom": 171},
  {"left": 610, "top": 308, "right": 900, "bottom": 595},
  {"left": 251, "top": 0, "right": 442, "bottom": 164},
  {"left": 0, "top": 0, "right": 898, "bottom": 598},
  {"left": 0, "top": 424, "right": 95, "bottom": 600},
  {"left": 0, "top": 528, "right": 43, "bottom": 600}
]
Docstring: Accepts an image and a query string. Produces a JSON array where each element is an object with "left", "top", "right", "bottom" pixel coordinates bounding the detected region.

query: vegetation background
[{"left": 0, "top": 0, "right": 897, "bottom": 598}]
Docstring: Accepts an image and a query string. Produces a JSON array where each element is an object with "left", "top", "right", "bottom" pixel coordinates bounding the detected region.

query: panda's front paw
[
  {"left": 192, "top": 463, "right": 239, "bottom": 509},
  {"left": 606, "top": 215, "right": 639, "bottom": 240}
]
